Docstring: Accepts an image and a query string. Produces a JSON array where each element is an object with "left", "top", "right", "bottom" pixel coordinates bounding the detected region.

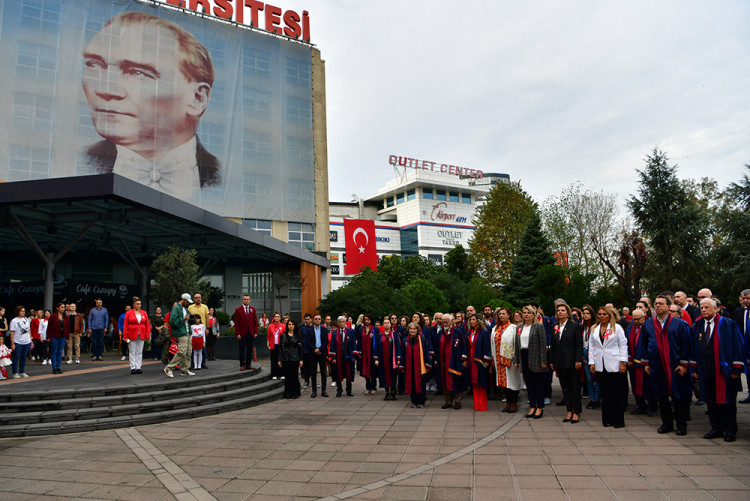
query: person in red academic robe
[
  {"left": 627, "top": 309, "right": 657, "bottom": 416},
  {"left": 400, "top": 322, "right": 431, "bottom": 408},
  {"left": 438, "top": 313, "right": 467, "bottom": 410},
  {"left": 690, "top": 299, "right": 745, "bottom": 442},
  {"left": 375, "top": 318, "right": 401, "bottom": 401},
  {"left": 466, "top": 314, "right": 491, "bottom": 411},
  {"left": 356, "top": 313, "right": 378, "bottom": 395}
]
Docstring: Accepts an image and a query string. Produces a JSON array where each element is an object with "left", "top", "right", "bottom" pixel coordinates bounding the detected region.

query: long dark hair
[{"left": 285, "top": 318, "right": 297, "bottom": 334}]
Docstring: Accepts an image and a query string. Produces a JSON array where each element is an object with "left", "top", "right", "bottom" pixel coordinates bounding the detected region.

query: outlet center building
[{"left": 329, "top": 170, "right": 509, "bottom": 290}]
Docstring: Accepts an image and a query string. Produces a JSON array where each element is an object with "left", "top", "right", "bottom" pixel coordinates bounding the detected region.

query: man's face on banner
[{"left": 82, "top": 21, "right": 196, "bottom": 154}]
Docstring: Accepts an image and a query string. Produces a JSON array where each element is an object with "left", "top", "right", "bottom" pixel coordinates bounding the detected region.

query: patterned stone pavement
[{"left": 1, "top": 359, "right": 749, "bottom": 501}]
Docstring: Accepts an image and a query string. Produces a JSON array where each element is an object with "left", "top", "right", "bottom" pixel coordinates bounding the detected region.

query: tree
[
  {"left": 401, "top": 279, "right": 449, "bottom": 315},
  {"left": 469, "top": 180, "right": 537, "bottom": 285},
  {"left": 444, "top": 245, "right": 475, "bottom": 281},
  {"left": 318, "top": 267, "right": 414, "bottom": 320},
  {"left": 714, "top": 165, "right": 750, "bottom": 298},
  {"left": 502, "top": 212, "right": 555, "bottom": 306},
  {"left": 150, "top": 246, "right": 202, "bottom": 309},
  {"left": 376, "top": 255, "right": 441, "bottom": 290},
  {"left": 627, "top": 148, "right": 711, "bottom": 293}
]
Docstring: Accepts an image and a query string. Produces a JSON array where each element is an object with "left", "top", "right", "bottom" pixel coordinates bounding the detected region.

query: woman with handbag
[{"left": 491, "top": 307, "right": 522, "bottom": 413}]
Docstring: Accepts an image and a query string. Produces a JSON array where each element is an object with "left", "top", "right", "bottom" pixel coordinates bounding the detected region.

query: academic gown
[
  {"left": 329, "top": 327, "right": 356, "bottom": 382},
  {"left": 635, "top": 316, "right": 692, "bottom": 399},
  {"left": 439, "top": 327, "right": 467, "bottom": 392},
  {"left": 374, "top": 329, "right": 401, "bottom": 388},
  {"left": 400, "top": 334, "right": 431, "bottom": 394},
  {"left": 690, "top": 316, "right": 745, "bottom": 405},
  {"left": 627, "top": 324, "right": 654, "bottom": 397},
  {"left": 468, "top": 327, "right": 492, "bottom": 388},
  {"left": 356, "top": 325, "right": 377, "bottom": 379}
]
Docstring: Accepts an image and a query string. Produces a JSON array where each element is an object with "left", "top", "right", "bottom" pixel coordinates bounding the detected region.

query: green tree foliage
[
  {"left": 467, "top": 277, "right": 499, "bottom": 310},
  {"left": 532, "top": 265, "right": 595, "bottom": 313},
  {"left": 318, "top": 267, "right": 414, "bottom": 320},
  {"left": 444, "top": 245, "right": 475, "bottom": 281},
  {"left": 150, "top": 246, "right": 203, "bottom": 309},
  {"left": 714, "top": 165, "right": 750, "bottom": 299},
  {"left": 502, "top": 212, "right": 555, "bottom": 306},
  {"left": 401, "top": 279, "right": 449, "bottom": 314},
  {"left": 376, "top": 255, "right": 442, "bottom": 290},
  {"left": 628, "top": 148, "right": 711, "bottom": 293},
  {"left": 469, "top": 180, "right": 537, "bottom": 285}
]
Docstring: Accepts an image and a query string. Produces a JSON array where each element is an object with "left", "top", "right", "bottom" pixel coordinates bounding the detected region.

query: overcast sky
[{"left": 284, "top": 0, "right": 749, "bottom": 210}]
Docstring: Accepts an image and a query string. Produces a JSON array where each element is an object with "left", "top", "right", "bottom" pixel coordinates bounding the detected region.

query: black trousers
[
  {"left": 238, "top": 335, "right": 253, "bottom": 367},
  {"left": 558, "top": 368, "right": 582, "bottom": 414},
  {"left": 599, "top": 369, "right": 626, "bottom": 427},
  {"left": 634, "top": 394, "right": 658, "bottom": 411},
  {"left": 522, "top": 350, "right": 545, "bottom": 408},
  {"left": 410, "top": 380, "right": 427, "bottom": 405},
  {"left": 307, "top": 352, "right": 327, "bottom": 390},
  {"left": 659, "top": 395, "right": 690, "bottom": 430},
  {"left": 270, "top": 347, "right": 283, "bottom": 378},
  {"left": 282, "top": 361, "right": 301, "bottom": 397},
  {"left": 505, "top": 389, "right": 520, "bottom": 404},
  {"left": 705, "top": 376, "right": 739, "bottom": 433}
]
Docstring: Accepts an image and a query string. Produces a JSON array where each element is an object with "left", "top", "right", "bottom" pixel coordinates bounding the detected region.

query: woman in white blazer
[{"left": 588, "top": 305, "right": 628, "bottom": 428}]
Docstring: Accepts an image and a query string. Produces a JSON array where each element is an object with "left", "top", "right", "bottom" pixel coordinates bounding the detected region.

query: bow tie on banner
[{"left": 112, "top": 139, "right": 200, "bottom": 198}]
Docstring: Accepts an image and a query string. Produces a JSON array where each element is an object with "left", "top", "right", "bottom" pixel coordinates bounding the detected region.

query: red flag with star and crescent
[{"left": 344, "top": 219, "right": 378, "bottom": 274}]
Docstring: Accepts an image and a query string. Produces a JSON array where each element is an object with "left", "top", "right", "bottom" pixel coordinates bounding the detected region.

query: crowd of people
[{"left": 261, "top": 288, "right": 749, "bottom": 443}]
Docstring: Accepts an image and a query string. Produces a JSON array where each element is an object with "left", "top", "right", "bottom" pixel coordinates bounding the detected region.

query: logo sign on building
[
  {"left": 388, "top": 155, "right": 483, "bottom": 179},
  {"left": 430, "top": 202, "right": 468, "bottom": 223},
  {"left": 330, "top": 230, "right": 338, "bottom": 242},
  {"left": 331, "top": 265, "right": 340, "bottom": 275},
  {"left": 0, "top": 0, "right": 315, "bottom": 223}
]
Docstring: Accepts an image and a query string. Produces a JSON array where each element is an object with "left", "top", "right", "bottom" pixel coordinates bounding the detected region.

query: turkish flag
[{"left": 344, "top": 219, "right": 378, "bottom": 274}]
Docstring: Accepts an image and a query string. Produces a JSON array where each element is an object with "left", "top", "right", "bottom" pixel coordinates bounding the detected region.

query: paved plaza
[{"left": 1, "top": 358, "right": 749, "bottom": 501}]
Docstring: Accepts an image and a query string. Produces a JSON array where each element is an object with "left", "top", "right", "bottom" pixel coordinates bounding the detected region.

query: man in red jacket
[{"left": 234, "top": 295, "right": 258, "bottom": 371}]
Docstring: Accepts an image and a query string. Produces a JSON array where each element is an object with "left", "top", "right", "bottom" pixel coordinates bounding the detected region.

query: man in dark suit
[
  {"left": 733, "top": 289, "right": 750, "bottom": 403},
  {"left": 81, "top": 12, "right": 220, "bottom": 198},
  {"left": 233, "top": 295, "right": 258, "bottom": 371},
  {"left": 299, "top": 314, "right": 314, "bottom": 388},
  {"left": 675, "top": 291, "right": 700, "bottom": 323},
  {"left": 304, "top": 314, "right": 329, "bottom": 398},
  {"left": 549, "top": 303, "right": 583, "bottom": 422}
]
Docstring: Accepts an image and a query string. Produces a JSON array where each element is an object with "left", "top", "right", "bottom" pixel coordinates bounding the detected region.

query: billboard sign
[{"left": 0, "top": 0, "right": 316, "bottom": 222}]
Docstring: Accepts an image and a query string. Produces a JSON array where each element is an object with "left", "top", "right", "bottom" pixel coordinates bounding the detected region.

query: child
[{"left": 191, "top": 315, "right": 206, "bottom": 370}]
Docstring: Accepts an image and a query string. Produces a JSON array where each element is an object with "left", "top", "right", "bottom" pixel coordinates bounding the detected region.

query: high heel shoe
[
  {"left": 533, "top": 409, "right": 544, "bottom": 419},
  {"left": 570, "top": 413, "right": 580, "bottom": 424},
  {"left": 563, "top": 412, "right": 572, "bottom": 423},
  {"left": 525, "top": 408, "right": 536, "bottom": 418}
]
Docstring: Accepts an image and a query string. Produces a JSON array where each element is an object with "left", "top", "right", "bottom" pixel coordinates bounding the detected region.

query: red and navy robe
[
  {"left": 329, "top": 327, "right": 356, "bottom": 382},
  {"left": 467, "top": 327, "right": 491, "bottom": 388},
  {"left": 690, "top": 316, "right": 745, "bottom": 405},
  {"left": 401, "top": 334, "right": 431, "bottom": 394},
  {"left": 635, "top": 316, "right": 692, "bottom": 399},
  {"left": 357, "top": 325, "right": 377, "bottom": 378},
  {"left": 627, "top": 324, "right": 653, "bottom": 397},
  {"left": 439, "top": 327, "right": 467, "bottom": 392},
  {"left": 374, "top": 329, "right": 400, "bottom": 388}
]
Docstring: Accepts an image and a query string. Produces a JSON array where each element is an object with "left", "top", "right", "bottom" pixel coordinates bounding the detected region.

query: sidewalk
[{"left": 1, "top": 364, "right": 749, "bottom": 501}]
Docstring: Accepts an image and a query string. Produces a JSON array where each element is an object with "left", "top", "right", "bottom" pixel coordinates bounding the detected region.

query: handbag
[{"left": 168, "top": 341, "right": 179, "bottom": 355}]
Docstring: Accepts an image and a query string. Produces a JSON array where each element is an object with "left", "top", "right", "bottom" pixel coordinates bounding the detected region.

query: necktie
[
  {"left": 245, "top": 307, "right": 249, "bottom": 316},
  {"left": 705, "top": 321, "right": 711, "bottom": 345}
]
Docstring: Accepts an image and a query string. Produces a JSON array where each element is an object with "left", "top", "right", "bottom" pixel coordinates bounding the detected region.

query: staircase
[{"left": 0, "top": 367, "right": 284, "bottom": 438}]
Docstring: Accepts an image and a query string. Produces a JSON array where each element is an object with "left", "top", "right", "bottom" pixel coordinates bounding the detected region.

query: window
[
  {"left": 243, "top": 131, "right": 272, "bottom": 163},
  {"left": 435, "top": 190, "right": 446, "bottom": 201},
  {"left": 407, "top": 189, "right": 416, "bottom": 201},
  {"left": 378, "top": 199, "right": 385, "bottom": 210},
  {"left": 285, "top": 58, "right": 311, "bottom": 89},
  {"left": 8, "top": 145, "right": 50, "bottom": 181},
  {"left": 396, "top": 192, "right": 405, "bottom": 204},
  {"left": 204, "top": 37, "right": 226, "bottom": 65},
  {"left": 423, "top": 188, "right": 433, "bottom": 199},
  {"left": 197, "top": 122, "right": 225, "bottom": 158},
  {"left": 243, "top": 88, "right": 272, "bottom": 119},
  {"left": 243, "top": 48, "right": 271, "bottom": 79},
  {"left": 386, "top": 197, "right": 394, "bottom": 208},
  {"left": 288, "top": 222, "right": 315, "bottom": 250},
  {"left": 286, "top": 136, "right": 313, "bottom": 170},
  {"left": 449, "top": 191, "right": 459, "bottom": 203},
  {"left": 242, "top": 219, "right": 272, "bottom": 236},
  {"left": 286, "top": 96, "right": 312, "bottom": 127},
  {"left": 243, "top": 173, "right": 272, "bottom": 200},
  {"left": 289, "top": 274, "right": 302, "bottom": 316},
  {"left": 20, "top": 0, "right": 61, "bottom": 32},
  {"left": 242, "top": 272, "right": 272, "bottom": 312},
  {"left": 462, "top": 193, "right": 472, "bottom": 204},
  {"left": 12, "top": 92, "right": 53, "bottom": 132},
  {"left": 209, "top": 82, "right": 226, "bottom": 106},
  {"left": 16, "top": 42, "right": 57, "bottom": 81},
  {"left": 286, "top": 178, "right": 314, "bottom": 210}
]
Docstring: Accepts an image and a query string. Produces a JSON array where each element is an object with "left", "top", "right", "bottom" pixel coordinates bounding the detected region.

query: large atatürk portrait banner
[{"left": 0, "top": 0, "right": 315, "bottom": 222}]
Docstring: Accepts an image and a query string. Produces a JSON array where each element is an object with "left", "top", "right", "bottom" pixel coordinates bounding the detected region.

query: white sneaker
[
  {"left": 272, "top": 376, "right": 277, "bottom": 380},
  {"left": 544, "top": 397, "right": 551, "bottom": 405},
  {"left": 21, "top": 373, "right": 29, "bottom": 378},
  {"left": 0, "top": 375, "right": 5, "bottom": 380},
  {"left": 66, "top": 359, "right": 73, "bottom": 364},
  {"left": 42, "top": 359, "right": 48, "bottom": 365},
  {"left": 281, "top": 376, "right": 285, "bottom": 380},
  {"left": 331, "top": 382, "right": 336, "bottom": 387},
  {"left": 121, "top": 356, "right": 127, "bottom": 361},
  {"left": 181, "top": 371, "right": 196, "bottom": 376},
  {"left": 75, "top": 359, "right": 80, "bottom": 364},
  {"left": 12, "top": 373, "right": 21, "bottom": 379},
  {"left": 164, "top": 367, "right": 173, "bottom": 378}
]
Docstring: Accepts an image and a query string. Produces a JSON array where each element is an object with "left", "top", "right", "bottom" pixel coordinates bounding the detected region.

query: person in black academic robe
[
  {"left": 635, "top": 296, "right": 693, "bottom": 435},
  {"left": 438, "top": 314, "right": 467, "bottom": 410},
  {"left": 329, "top": 316, "right": 356, "bottom": 397},
  {"left": 429, "top": 321, "right": 444, "bottom": 394},
  {"left": 400, "top": 322, "right": 431, "bottom": 408},
  {"left": 375, "top": 319, "right": 401, "bottom": 401},
  {"left": 691, "top": 300, "right": 745, "bottom": 442}
]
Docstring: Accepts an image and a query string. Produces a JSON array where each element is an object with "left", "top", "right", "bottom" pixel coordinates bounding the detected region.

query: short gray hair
[
  {"left": 337, "top": 316, "right": 347, "bottom": 324},
  {"left": 700, "top": 298, "right": 718, "bottom": 308}
]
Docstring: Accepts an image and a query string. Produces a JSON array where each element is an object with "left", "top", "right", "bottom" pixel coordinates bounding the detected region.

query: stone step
[
  {"left": 0, "top": 386, "right": 284, "bottom": 438},
  {"left": 0, "top": 369, "right": 269, "bottom": 413},
  {"left": 0, "top": 366, "right": 262, "bottom": 403},
  {"left": 0, "top": 377, "right": 282, "bottom": 425}
]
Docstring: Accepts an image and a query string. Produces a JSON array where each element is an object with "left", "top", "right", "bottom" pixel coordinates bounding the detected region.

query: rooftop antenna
[{"left": 392, "top": 159, "right": 408, "bottom": 185}]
